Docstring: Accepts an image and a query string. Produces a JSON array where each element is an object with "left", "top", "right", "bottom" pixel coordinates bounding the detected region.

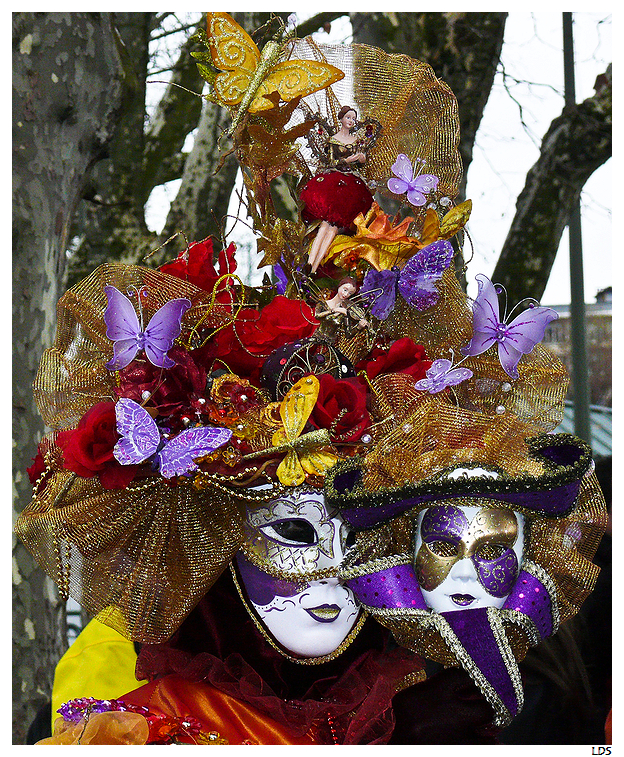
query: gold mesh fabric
[
  {"left": 361, "top": 393, "right": 546, "bottom": 492},
  {"left": 15, "top": 468, "right": 246, "bottom": 643},
  {"left": 17, "top": 263, "right": 251, "bottom": 643},
  {"left": 382, "top": 268, "right": 569, "bottom": 432},
  {"left": 33, "top": 263, "right": 232, "bottom": 430},
  {"left": 526, "top": 469, "right": 607, "bottom": 625},
  {"left": 291, "top": 39, "right": 462, "bottom": 200}
]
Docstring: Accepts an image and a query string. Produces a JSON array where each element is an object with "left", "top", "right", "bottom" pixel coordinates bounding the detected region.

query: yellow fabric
[{"left": 51, "top": 618, "right": 144, "bottom": 732}]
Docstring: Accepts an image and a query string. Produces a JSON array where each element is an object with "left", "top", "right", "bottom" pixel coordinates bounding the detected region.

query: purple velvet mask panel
[
  {"left": 502, "top": 569, "right": 553, "bottom": 639},
  {"left": 421, "top": 504, "right": 469, "bottom": 541},
  {"left": 476, "top": 551, "right": 519, "bottom": 598},
  {"left": 417, "top": 505, "right": 520, "bottom": 597},
  {"left": 234, "top": 552, "right": 304, "bottom": 606},
  {"left": 347, "top": 563, "right": 428, "bottom": 611},
  {"left": 441, "top": 607, "right": 521, "bottom": 719}
]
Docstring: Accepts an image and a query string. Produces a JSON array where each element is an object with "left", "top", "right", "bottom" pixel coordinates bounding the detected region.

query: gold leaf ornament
[
  {"left": 325, "top": 203, "right": 422, "bottom": 271},
  {"left": 205, "top": 13, "right": 345, "bottom": 133},
  {"left": 438, "top": 199, "right": 472, "bottom": 239}
]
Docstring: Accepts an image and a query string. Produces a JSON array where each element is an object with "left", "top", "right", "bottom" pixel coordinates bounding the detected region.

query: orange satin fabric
[{"left": 122, "top": 674, "right": 319, "bottom": 745}]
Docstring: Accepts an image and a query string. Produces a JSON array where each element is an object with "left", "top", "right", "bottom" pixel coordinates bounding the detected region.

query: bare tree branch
[{"left": 492, "top": 64, "right": 612, "bottom": 303}]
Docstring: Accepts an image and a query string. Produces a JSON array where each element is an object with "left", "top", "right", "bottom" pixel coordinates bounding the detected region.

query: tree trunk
[
  {"left": 350, "top": 12, "right": 507, "bottom": 200},
  {"left": 158, "top": 12, "right": 289, "bottom": 262},
  {"left": 67, "top": 12, "right": 158, "bottom": 285},
  {"left": 492, "top": 65, "right": 612, "bottom": 303},
  {"left": 12, "top": 12, "right": 125, "bottom": 743},
  {"left": 158, "top": 102, "right": 239, "bottom": 255}
]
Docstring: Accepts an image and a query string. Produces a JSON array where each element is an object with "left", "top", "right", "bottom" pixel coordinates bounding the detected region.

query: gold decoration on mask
[{"left": 414, "top": 504, "right": 519, "bottom": 591}]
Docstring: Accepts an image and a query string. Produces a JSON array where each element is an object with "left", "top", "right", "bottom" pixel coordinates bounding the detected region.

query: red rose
[
  {"left": 56, "top": 402, "right": 138, "bottom": 490},
  {"left": 357, "top": 337, "right": 431, "bottom": 381},
  {"left": 27, "top": 449, "right": 46, "bottom": 485},
  {"left": 159, "top": 238, "right": 237, "bottom": 301},
  {"left": 115, "top": 345, "right": 206, "bottom": 433},
  {"left": 309, "top": 374, "right": 371, "bottom": 443},
  {"left": 195, "top": 296, "right": 318, "bottom": 385}
]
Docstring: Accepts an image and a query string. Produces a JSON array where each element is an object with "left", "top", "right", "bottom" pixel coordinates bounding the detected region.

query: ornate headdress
[{"left": 16, "top": 13, "right": 605, "bottom": 728}]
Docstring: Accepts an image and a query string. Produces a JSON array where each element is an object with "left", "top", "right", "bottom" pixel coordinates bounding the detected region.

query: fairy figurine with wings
[{"left": 299, "top": 102, "right": 382, "bottom": 273}]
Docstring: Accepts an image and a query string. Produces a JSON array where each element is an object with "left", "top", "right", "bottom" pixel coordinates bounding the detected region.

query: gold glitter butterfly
[{"left": 204, "top": 13, "right": 345, "bottom": 133}]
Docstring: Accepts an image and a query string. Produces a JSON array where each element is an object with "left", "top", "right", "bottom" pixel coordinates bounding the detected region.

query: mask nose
[
  {"left": 313, "top": 576, "right": 341, "bottom": 588},
  {"left": 450, "top": 557, "right": 478, "bottom": 583}
]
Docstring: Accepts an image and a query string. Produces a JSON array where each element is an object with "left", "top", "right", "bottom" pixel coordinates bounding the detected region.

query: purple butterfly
[
  {"left": 359, "top": 239, "right": 454, "bottom": 319},
  {"left": 387, "top": 154, "right": 439, "bottom": 206},
  {"left": 461, "top": 274, "right": 558, "bottom": 380},
  {"left": 104, "top": 285, "right": 191, "bottom": 371},
  {"left": 113, "top": 398, "right": 232, "bottom": 479},
  {"left": 415, "top": 359, "right": 473, "bottom": 394}
]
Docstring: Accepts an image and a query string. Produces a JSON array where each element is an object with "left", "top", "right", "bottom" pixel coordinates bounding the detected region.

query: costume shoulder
[{"left": 51, "top": 618, "right": 144, "bottom": 732}]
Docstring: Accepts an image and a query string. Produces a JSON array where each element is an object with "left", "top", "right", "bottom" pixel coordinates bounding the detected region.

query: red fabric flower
[
  {"left": 115, "top": 346, "right": 206, "bottom": 433},
  {"left": 309, "top": 374, "right": 371, "bottom": 443},
  {"left": 159, "top": 238, "right": 237, "bottom": 301},
  {"left": 56, "top": 402, "right": 138, "bottom": 490},
  {"left": 27, "top": 449, "right": 46, "bottom": 485},
  {"left": 357, "top": 337, "right": 431, "bottom": 382},
  {"left": 195, "top": 296, "right": 318, "bottom": 385}
]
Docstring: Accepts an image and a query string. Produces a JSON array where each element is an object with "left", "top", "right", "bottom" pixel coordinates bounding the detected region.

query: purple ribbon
[
  {"left": 346, "top": 563, "right": 428, "bottom": 610},
  {"left": 341, "top": 479, "right": 581, "bottom": 529},
  {"left": 441, "top": 607, "right": 521, "bottom": 720},
  {"left": 502, "top": 569, "right": 553, "bottom": 639}
]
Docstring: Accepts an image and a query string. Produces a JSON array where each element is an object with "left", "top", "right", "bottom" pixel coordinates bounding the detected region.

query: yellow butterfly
[
  {"left": 241, "top": 375, "right": 338, "bottom": 486},
  {"left": 205, "top": 13, "right": 345, "bottom": 133}
]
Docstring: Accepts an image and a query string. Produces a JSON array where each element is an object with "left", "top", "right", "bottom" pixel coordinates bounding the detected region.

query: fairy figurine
[{"left": 300, "top": 104, "right": 381, "bottom": 273}]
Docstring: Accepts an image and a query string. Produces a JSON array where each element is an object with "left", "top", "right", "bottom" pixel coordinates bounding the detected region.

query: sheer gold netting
[
  {"left": 354, "top": 267, "right": 569, "bottom": 494},
  {"left": 291, "top": 38, "right": 462, "bottom": 198},
  {"left": 16, "top": 468, "right": 247, "bottom": 643},
  {"left": 383, "top": 269, "right": 569, "bottom": 431},
  {"left": 527, "top": 469, "right": 607, "bottom": 625},
  {"left": 16, "top": 263, "right": 250, "bottom": 642},
  {"left": 33, "top": 263, "right": 232, "bottom": 430}
]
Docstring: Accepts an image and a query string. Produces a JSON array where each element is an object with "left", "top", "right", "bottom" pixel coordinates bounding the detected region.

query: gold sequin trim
[
  {"left": 339, "top": 553, "right": 412, "bottom": 581},
  {"left": 238, "top": 541, "right": 342, "bottom": 582}
]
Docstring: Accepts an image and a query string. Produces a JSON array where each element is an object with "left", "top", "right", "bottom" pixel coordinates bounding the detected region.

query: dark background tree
[
  {"left": 13, "top": 12, "right": 126, "bottom": 744},
  {"left": 12, "top": 10, "right": 611, "bottom": 744}
]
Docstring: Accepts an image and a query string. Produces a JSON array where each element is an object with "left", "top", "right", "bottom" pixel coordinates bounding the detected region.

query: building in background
[{"left": 543, "top": 287, "right": 612, "bottom": 407}]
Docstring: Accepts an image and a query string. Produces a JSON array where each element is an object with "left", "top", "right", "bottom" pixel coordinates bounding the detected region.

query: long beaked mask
[
  {"left": 233, "top": 488, "right": 363, "bottom": 660},
  {"left": 414, "top": 502, "right": 525, "bottom": 612}
]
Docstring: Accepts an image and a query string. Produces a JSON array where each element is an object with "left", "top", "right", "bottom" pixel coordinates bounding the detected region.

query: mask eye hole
[
  {"left": 261, "top": 519, "right": 317, "bottom": 546},
  {"left": 476, "top": 543, "right": 507, "bottom": 561},
  {"left": 427, "top": 540, "right": 459, "bottom": 557}
]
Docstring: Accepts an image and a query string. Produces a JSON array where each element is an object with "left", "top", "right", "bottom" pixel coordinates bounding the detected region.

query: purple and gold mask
[{"left": 414, "top": 502, "right": 524, "bottom": 612}]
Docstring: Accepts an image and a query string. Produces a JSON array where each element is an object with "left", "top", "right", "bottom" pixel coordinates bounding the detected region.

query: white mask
[
  {"left": 413, "top": 503, "right": 525, "bottom": 613},
  {"left": 235, "top": 488, "right": 361, "bottom": 658}
]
